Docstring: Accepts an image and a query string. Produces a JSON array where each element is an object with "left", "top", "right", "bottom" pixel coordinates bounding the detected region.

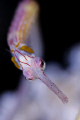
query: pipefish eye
[
  {"left": 32, "top": 57, "right": 46, "bottom": 71},
  {"left": 40, "top": 60, "right": 44, "bottom": 67},
  {"left": 40, "top": 59, "right": 46, "bottom": 70}
]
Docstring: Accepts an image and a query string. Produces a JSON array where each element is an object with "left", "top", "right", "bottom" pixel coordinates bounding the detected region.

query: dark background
[{"left": 0, "top": 0, "right": 80, "bottom": 94}]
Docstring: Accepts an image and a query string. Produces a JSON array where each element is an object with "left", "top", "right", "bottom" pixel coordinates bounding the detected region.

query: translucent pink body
[
  {"left": 7, "top": 0, "right": 68, "bottom": 103},
  {"left": 7, "top": 1, "right": 27, "bottom": 50}
]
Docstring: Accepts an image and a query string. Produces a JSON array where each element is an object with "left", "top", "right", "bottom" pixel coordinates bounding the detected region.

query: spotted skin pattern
[{"left": 7, "top": 0, "right": 68, "bottom": 103}]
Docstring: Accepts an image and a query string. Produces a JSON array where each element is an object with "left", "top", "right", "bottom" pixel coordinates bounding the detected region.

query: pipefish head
[
  {"left": 23, "top": 57, "right": 46, "bottom": 80},
  {"left": 22, "top": 56, "right": 68, "bottom": 103}
]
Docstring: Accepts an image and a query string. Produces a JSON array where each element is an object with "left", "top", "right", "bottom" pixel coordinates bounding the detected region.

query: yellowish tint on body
[{"left": 18, "top": 1, "right": 39, "bottom": 42}]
